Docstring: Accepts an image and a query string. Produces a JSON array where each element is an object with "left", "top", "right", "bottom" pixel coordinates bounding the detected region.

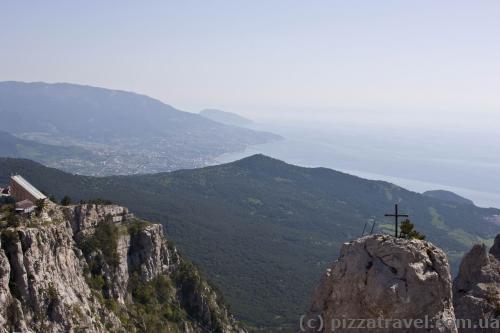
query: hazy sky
[{"left": 2, "top": 1, "right": 499, "bottom": 122}]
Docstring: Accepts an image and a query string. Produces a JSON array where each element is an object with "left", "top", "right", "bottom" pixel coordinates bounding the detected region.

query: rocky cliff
[
  {"left": 453, "top": 235, "right": 500, "bottom": 332},
  {"left": 0, "top": 201, "right": 244, "bottom": 333},
  {"left": 305, "top": 235, "right": 457, "bottom": 333}
]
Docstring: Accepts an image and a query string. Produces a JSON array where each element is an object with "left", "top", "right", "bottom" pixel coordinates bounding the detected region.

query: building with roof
[{"left": 10, "top": 175, "right": 47, "bottom": 203}]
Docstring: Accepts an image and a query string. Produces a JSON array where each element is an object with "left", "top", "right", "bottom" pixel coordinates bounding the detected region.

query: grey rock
[
  {"left": 305, "top": 235, "right": 457, "bottom": 333},
  {"left": 0, "top": 202, "right": 242, "bottom": 332},
  {"left": 453, "top": 235, "right": 500, "bottom": 332}
]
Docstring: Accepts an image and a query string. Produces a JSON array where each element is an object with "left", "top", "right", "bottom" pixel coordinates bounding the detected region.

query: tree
[
  {"left": 399, "top": 219, "right": 426, "bottom": 240},
  {"left": 35, "top": 199, "right": 45, "bottom": 216},
  {"left": 60, "top": 196, "right": 72, "bottom": 206}
]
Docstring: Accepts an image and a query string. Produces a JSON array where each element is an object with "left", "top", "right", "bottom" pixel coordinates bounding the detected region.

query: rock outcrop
[
  {"left": 0, "top": 201, "right": 244, "bottom": 333},
  {"left": 453, "top": 235, "right": 500, "bottom": 332},
  {"left": 305, "top": 235, "right": 457, "bottom": 333}
]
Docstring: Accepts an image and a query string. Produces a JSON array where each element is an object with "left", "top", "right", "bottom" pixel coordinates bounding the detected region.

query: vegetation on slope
[
  {"left": 0, "top": 156, "right": 499, "bottom": 330},
  {"left": 0, "top": 131, "right": 97, "bottom": 162},
  {"left": 0, "top": 202, "right": 237, "bottom": 332},
  {"left": 79, "top": 218, "right": 232, "bottom": 332}
]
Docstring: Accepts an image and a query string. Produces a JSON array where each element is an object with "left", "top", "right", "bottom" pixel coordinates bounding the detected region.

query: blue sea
[{"left": 217, "top": 120, "right": 500, "bottom": 209}]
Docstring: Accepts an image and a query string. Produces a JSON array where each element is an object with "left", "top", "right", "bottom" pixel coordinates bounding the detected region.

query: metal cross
[{"left": 384, "top": 204, "right": 409, "bottom": 237}]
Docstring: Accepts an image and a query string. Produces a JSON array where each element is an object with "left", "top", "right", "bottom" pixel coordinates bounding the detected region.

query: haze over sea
[{"left": 217, "top": 113, "right": 500, "bottom": 209}]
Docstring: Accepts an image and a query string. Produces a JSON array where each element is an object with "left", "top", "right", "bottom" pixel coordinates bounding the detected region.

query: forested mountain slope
[
  {"left": 0, "top": 81, "right": 279, "bottom": 175},
  {"left": 0, "top": 156, "right": 498, "bottom": 330}
]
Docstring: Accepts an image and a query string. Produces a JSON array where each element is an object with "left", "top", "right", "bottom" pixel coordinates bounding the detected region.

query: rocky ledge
[{"left": 0, "top": 201, "right": 244, "bottom": 333}]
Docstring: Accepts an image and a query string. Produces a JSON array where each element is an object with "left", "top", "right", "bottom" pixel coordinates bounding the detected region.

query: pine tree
[
  {"left": 60, "top": 196, "right": 72, "bottom": 206},
  {"left": 399, "top": 219, "right": 426, "bottom": 240}
]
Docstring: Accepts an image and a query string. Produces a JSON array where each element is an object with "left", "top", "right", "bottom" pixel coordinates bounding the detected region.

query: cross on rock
[{"left": 385, "top": 204, "right": 409, "bottom": 238}]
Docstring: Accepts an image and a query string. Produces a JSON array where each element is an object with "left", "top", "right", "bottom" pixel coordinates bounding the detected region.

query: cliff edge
[{"left": 0, "top": 201, "right": 244, "bottom": 333}]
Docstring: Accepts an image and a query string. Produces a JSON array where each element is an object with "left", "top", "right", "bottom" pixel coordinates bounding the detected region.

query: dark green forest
[{"left": 1, "top": 155, "right": 498, "bottom": 331}]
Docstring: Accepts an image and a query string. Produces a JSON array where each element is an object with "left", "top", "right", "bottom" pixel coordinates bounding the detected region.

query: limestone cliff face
[
  {"left": 305, "top": 235, "right": 457, "bottom": 333},
  {"left": 0, "top": 202, "right": 244, "bottom": 333},
  {"left": 453, "top": 235, "right": 500, "bottom": 332}
]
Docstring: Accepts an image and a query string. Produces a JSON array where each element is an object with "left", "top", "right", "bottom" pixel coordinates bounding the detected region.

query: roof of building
[
  {"left": 16, "top": 199, "right": 35, "bottom": 210},
  {"left": 11, "top": 175, "right": 47, "bottom": 200}
]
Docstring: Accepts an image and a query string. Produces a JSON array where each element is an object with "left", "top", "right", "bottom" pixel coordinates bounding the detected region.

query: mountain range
[
  {"left": 0, "top": 81, "right": 280, "bottom": 175},
  {"left": 199, "top": 109, "right": 254, "bottom": 127},
  {"left": 0, "top": 155, "right": 498, "bottom": 331}
]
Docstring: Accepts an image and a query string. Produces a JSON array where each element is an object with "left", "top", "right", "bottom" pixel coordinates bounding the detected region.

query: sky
[{"left": 1, "top": 1, "right": 500, "bottom": 124}]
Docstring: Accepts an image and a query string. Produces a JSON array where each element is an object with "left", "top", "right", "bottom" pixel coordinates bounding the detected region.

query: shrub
[
  {"left": 126, "top": 273, "right": 185, "bottom": 331},
  {"left": 35, "top": 199, "right": 45, "bottom": 216},
  {"left": 87, "top": 275, "right": 106, "bottom": 291},
  {"left": 399, "top": 219, "right": 426, "bottom": 240},
  {"left": 81, "top": 221, "right": 120, "bottom": 268},
  {"left": 1, "top": 229, "right": 20, "bottom": 248},
  {"left": 6, "top": 214, "right": 20, "bottom": 228},
  {"left": 127, "top": 219, "right": 150, "bottom": 237},
  {"left": 46, "top": 283, "right": 59, "bottom": 303},
  {"left": 87, "top": 198, "right": 114, "bottom": 205}
]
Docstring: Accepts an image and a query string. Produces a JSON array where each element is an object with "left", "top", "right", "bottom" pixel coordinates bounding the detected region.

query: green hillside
[
  {"left": 0, "top": 131, "right": 105, "bottom": 173},
  {"left": 423, "top": 189, "right": 475, "bottom": 205},
  {"left": 0, "top": 156, "right": 498, "bottom": 331}
]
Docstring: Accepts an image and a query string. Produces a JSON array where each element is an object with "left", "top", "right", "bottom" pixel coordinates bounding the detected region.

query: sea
[{"left": 216, "top": 119, "right": 500, "bottom": 209}]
